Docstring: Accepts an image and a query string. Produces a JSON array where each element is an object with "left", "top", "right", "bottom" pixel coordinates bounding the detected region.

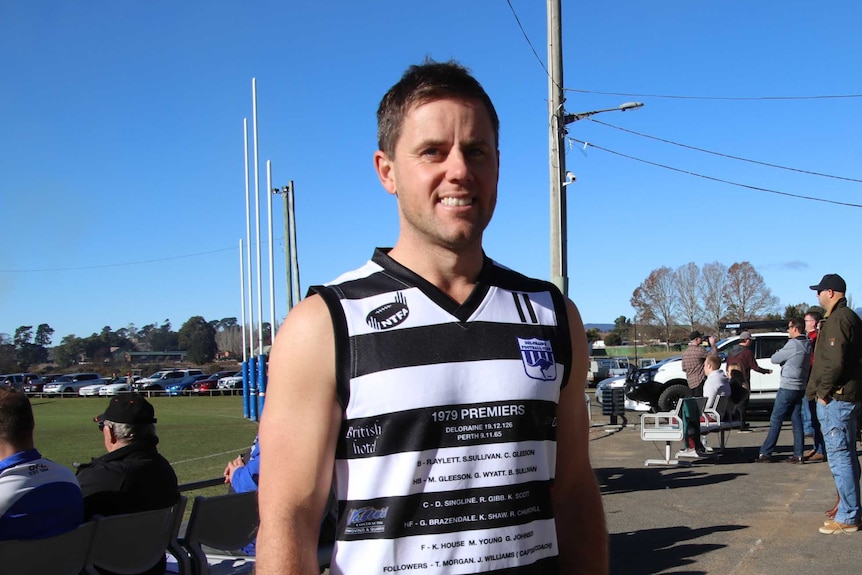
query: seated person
[
  {"left": 223, "top": 435, "right": 335, "bottom": 556},
  {"left": 76, "top": 394, "right": 179, "bottom": 575},
  {"left": 0, "top": 387, "right": 83, "bottom": 540},
  {"left": 703, "top": 354, "right": 731, "bottom": 413}
]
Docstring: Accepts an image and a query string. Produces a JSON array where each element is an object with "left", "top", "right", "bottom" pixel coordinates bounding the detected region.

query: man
[
  {"left": 76, "top": 393, "right": 179, "bottom": 574},
  {"left": 682, "top": 331, "right": 714, "bottom": 397},
  {"left": 802, "top": 310, "right": 826, "bottom": 462},
  {"left": 702, "top": 354, "right": 730, "bottom": 406},
  {"left": 725, "top": 331, "right": 773, "bottom": 430},
  {"left": 257, "top": 61, "right": 607, "bottom": 574},
  {"left": 0, "top": 387, "right": 82, "bottom": 540},
  {"left": 754, "top": 318, "right": 811, "bottom": 464},
  {"left": 808, "top": 274, "right": 862, "bottom": 534}
]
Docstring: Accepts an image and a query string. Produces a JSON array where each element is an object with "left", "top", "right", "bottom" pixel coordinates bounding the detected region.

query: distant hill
[{"left": 584, "top": 323, "right": 614, "bottom": 332}]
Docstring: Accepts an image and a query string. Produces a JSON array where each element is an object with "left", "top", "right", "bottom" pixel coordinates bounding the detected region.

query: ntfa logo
[
  {"left": 366, "top": 292, "right": 409, "bottom": 330},
  {"left": 518, "top": 337, "right": 556, "bottom": 381}
]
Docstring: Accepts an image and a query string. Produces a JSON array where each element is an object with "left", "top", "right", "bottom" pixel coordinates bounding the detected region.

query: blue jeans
[
  {"left": 760, "top": 387, "right": 805, "bottom": 457},
  {"left": 817, "top": 400, "right": 861, "bottom": 525},
  {"left": 802, "top": 396, "right": 814, "bottom": 435},
  {"left": 805, "top": 398, "right": 826, "bottom": 455}
]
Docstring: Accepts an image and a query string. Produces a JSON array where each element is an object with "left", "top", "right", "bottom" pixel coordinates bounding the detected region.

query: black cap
[
  {"left": 95, "top": 393, "right": 157, "bottom": 425},
  {"left": 689, "top": 331, "right": 703, "bottom": 341},
  {"left": 810, "top": 273, "right": 846, "bottom": 293}
]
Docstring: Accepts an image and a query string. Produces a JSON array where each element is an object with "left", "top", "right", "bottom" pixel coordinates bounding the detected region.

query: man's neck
[
  {"left": 387, "top": 242, "right": 484, "bottom": 303},
  {"left": 0, "top": 441, "right": 33, "bottom": 461}
]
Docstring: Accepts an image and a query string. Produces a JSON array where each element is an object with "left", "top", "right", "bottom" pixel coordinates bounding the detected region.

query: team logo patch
[
  {"left": 518, "top": 337, "right": 556, "bottom": 381},
  {"left": 366, "top": 292, "right": 409, "bottom": 330}
]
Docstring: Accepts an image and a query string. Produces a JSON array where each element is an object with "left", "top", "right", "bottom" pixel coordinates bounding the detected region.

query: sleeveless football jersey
[{"left": 311, "top": 249, "right": 573, "bottom": 575}]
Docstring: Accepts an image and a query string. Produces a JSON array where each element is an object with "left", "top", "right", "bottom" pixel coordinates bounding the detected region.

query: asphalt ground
[{"left": 589, "top": 403, "right": 861, "bottom": 575}]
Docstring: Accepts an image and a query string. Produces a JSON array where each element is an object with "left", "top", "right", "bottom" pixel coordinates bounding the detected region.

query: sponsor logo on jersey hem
[
  {"left": 518, "top": 337, "right": 556, "bottom": 381},
  {"left": 366, "top": 293, "right": 409, "bottom": 330}
]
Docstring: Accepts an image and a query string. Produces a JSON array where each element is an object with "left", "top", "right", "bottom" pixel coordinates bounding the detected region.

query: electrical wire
[
  {"left": 565, "top": 88, "right": 862, "bottom": 101},
  {"left": 505, "top": 0, "right": 557, "bottom": 88},
  {"left": 1, "top": 246, "right": 238, "bottom": 273},
  {"left": 567, "top": 137, "right": 862, "bottom": 209},
  {"left": 586, "top": 118, "right": 862, "bottom": 183}
]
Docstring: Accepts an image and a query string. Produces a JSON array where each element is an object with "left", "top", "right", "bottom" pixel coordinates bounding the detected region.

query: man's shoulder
[{"left": 484, "top": 259, "right": 558, "bottom": 293}]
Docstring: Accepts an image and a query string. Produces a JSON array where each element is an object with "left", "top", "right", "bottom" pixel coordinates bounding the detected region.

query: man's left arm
[{"left": 554, "top": 299, "right": 608, "bottom": 575}]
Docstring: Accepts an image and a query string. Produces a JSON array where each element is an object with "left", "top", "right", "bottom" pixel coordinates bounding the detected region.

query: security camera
[{"left": 563, "top": 171, "right": 577, "bottom": 186}]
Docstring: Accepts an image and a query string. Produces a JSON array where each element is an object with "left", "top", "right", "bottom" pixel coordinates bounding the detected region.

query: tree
[
  {"left": 611, "top": 316, "right": 631, "bottom": 343},
  {"left": 604, "top": 332, "right": 622, "bottom": 346},
  {"left": 53, "top": 334, "right": 84, "bottom": 368},
  {"left": 585, "top": 328, "right": 601, "bottom": 343},
  {"left": 675, "top": 263, "right": 703, "bottom": 330},
  {"left": 147, "top": 320, "right": 179, "bottom": 352},
  {"left": 783, "top": 303, "right": 808, "bottom": 319},
  {"left": 13, "top": 326, "right": 33, "bottom": 348},
  {"left": 178, "top": 316, "right": 218, "bottom": 365},
  {"left": 725, "top": 262, "right": 779, "bottom": 321},
  {"left": 631, "top": 266, "right": 677, "bottom": 345},
  {"left": 34, "top": 324, "right": 54, "bottom": 347},
  {"left": 700, "top": 261, "right": 730, "bottom": 333}
]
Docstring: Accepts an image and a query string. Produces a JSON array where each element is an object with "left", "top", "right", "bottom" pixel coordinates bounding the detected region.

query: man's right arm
[{"left": 256, "top": 295, "right": 342, "bottom": 575}]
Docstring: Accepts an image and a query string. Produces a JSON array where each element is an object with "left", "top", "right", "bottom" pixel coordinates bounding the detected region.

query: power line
[
  {"left": 505, "top": 0, "right": 556, "bottom": 87},
  {"left": 0, "top": 246, "right": 237, "bottom": 273},
  {"left": 565, "top": 88, "right": 862, "bottom": 101},
  {"left": 587, "top": 118, "right": 862, "bottom": 183},
  {"left": 566, "top": 137, "right": 862, "bottom": 209}
]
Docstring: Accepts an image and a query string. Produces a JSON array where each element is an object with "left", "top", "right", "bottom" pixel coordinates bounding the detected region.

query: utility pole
[{"left": 547, "top": 0, "right": 567, "bottom": 296}]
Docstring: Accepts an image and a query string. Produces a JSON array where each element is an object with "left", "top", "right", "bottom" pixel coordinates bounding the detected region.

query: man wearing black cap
[
  {"left": 681, "top": 331, "right": 714, "bottom": 398},
  {"left": 76, "top": 394, "right": 179, "bottom": 573},
  {"left": 808, "top": 273, "right": 862, "bottom": 534}
]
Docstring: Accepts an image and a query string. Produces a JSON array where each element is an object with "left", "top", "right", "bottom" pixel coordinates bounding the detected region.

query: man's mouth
[{"left": 440, "top": 197, "right": 473, "bottom": 207}]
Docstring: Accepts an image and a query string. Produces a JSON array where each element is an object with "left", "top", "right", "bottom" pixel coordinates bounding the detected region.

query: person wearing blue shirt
[
  {"left": 224, "top": 435, "right": 261, "bottom": 494},
  {"left": 0, "top": 387, "right": 83, "bottom": 541}
]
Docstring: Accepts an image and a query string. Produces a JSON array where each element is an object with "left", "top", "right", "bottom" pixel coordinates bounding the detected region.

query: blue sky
[{"left": 2, "top": 1, "right": 860, "bottom": 343}]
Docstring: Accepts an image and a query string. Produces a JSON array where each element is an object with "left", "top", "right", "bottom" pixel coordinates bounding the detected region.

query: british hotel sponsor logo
[
  {"left": 366, "top": 292, "right": 409, "bottom": 330},
  {"left": 517, "top": 337, "right": 556, "bottom": 381},
  {"left": 345, "top": 420, "right": 383, "bottom": 455}
]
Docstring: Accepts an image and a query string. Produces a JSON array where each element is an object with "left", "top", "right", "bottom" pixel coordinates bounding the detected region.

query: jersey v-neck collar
[{"left": 371, "top": 248, "right": 492, "bottom": 323}]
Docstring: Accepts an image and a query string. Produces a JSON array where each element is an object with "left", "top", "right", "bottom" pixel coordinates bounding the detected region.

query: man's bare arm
[
  {"left": 554, "top": 299, "right": 608, "bottom": 574},
  {"left": 256, "top": 295, "right": 342, "bottom": 575}
]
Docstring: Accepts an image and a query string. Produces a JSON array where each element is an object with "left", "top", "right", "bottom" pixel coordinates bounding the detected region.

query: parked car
[
  {"left": 43, "top": 373, "right": 104, "bottom": 396},
  {"left": 165, "top": 374, "right": 209, "bottom": 396},
  {"left": 99, "top": 377, "right": 136, "bottom": 396},
  {"left": 625, "top": 332, "right": 789, "bottom": 411},
  {"left": 134, "top": 369, "right": 204, "bottom": 391},
  {"left": 1, "top": 373, "right": 43, "bottom": 390},
  {"left": 587, "top": 358, "right": 633, "bottom": 387},
  {"left": 217, "top": 372, "right": 245, "bottom": 392},
  {"left": 78, "top": 382, "right": 106, "bottom": 397},
  {"left": 595, "top": 376, "right": 651, "bottom": 412}
]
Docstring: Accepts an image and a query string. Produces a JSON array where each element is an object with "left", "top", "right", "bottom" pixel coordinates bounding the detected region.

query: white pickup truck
[{"left": 625, "top": 332, "right": 788, "bottom": 411}]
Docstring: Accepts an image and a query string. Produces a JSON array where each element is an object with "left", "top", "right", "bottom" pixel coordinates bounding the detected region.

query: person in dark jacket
[
  {"left": 808, "top": 274, "right": 862, "bottom": 534},
  {"left": 76, "top": 393, "right": 179, "bottom": 574}
]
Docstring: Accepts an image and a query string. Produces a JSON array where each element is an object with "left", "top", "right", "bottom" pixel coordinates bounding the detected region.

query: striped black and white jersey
[{"left": 311, "top": 248, "right": 573, "bottom": 575}]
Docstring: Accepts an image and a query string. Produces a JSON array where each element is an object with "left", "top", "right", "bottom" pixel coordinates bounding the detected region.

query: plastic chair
[
  {"left": 84, "top": 496, "right": 186, "bottom": 575},
  {"left": 0, "top": 520, "right": 96, "bottom": 575},
  {"left": 181, "top": 491, "right": 259, "bottom": 575}
]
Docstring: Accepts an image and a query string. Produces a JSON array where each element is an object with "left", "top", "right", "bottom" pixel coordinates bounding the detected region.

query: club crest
[{"left": 518, "top": 337, "right": 556, "bottom": 381}]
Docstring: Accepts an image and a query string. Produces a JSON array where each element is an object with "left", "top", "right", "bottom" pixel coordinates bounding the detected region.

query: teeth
[{"left": 440, "top": 197, "right": 472, "bottom": 206}]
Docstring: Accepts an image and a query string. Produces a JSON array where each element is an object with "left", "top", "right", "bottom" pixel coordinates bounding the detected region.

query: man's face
[
  {"left": 374, "top": 97, "right": 499, "bottom": 252},
  {"left": 804, "top": 315, "right": 817, "bottom": 332}
]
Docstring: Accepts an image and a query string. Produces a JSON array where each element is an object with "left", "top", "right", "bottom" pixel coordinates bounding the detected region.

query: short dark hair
[
  {"left": 805, "top": 310, "right": 823, "bottom": 323},
  {"left": 788, "top": 317, "right": 805, "bottom": 333},
  {"left": 0, "top": 387, "right": 35, "bottom": 445},
  {"left": 377, "top": 59, "right": 500, "bottom": 157}
]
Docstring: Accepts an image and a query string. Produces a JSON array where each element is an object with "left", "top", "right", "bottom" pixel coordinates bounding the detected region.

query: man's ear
[{"left": 374, "top": 150, "right": 397, "bottom": 196}]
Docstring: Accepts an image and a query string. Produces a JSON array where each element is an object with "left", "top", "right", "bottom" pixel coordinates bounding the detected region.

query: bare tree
[
  {"left": 725, "top": 261, "right": 779, "bottom": 321},
  {"left": 700, "top": 261, "right": 730, "bottom": 333},
  {"left": 631, "top": 266, "right": 678, "bottom": 346},
  {"left": 674, "top": 262, "right": 702, "bottom": 331}
]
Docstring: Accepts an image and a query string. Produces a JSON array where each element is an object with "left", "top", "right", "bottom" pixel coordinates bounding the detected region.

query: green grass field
[{"left": 30, "top": 395, "right": 260, "bottom": 500}]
